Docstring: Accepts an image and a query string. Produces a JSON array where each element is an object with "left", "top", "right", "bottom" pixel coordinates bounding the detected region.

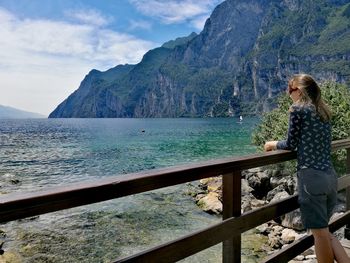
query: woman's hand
[{"left": 264, "top": 141, "right": 278, "bottom": 152}]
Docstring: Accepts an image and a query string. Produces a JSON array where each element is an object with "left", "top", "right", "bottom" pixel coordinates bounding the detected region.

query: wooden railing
[{"left": 1, "top": 139, "right": 350, "bottom": 262}]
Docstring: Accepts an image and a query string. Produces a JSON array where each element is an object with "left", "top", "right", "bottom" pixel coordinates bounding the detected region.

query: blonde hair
[{"left": 289, "top": 74, "right": 331, "bottom": 122}]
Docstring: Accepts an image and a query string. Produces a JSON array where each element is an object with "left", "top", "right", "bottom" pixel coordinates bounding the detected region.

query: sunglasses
[{"left": 287, "top": 85, "right": 298, "bottom": 95}]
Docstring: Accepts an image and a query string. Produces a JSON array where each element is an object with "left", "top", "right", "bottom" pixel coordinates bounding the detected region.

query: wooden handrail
[
  {"left": 0, "top": 139, "right": 349, "bottom": 262},
  {"left": 0, "top": 149, "right": 296, "bottom": 223}
]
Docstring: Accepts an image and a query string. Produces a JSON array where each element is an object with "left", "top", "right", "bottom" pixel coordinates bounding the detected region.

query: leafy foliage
[{"left": 252, "top": 82, "right": 350, "bottom": 174}]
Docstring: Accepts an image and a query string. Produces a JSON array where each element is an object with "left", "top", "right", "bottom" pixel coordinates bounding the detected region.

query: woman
[{"left": 264, "top": 74, "right": 350, "bottom": 263}]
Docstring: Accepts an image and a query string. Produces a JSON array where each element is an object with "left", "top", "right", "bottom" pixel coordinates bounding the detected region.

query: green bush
[{"left": 252, "top": 81, "right": 350, "bottom": 175}]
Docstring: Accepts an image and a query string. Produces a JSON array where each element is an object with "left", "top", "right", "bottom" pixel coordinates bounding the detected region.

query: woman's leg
[
  {"left": 329, "top": 233, "right": 350, "bottom": 263},
  {"left": 311, "top": 228, "right": 334, "bottom": 263}
]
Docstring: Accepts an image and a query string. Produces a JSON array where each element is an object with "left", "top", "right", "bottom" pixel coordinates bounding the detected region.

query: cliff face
[{"left": 49, "top": 0, "right": 350, "bottom": 118}]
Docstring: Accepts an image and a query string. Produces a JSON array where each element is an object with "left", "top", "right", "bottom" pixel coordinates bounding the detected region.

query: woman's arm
[
  {"left": 264, "top": 107, "right": 302, "bottom": 152},
  {"left": 276, "top": 108, "right": 302, "bottom": 151}
]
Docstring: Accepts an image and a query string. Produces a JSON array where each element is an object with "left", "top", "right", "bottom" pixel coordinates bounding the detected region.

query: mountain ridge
[
  {"left": 0, "top": 105, "right": 45, "bottom": 119},
  {"left": 49, "top": 0, "right": 350, "bottom": 118}
]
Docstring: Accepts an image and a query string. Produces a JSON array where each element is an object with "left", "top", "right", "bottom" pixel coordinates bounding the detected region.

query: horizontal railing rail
[
  {"left": 0, "top": 149, "right": 298, "bottom": 223},
  {"left": 0, "top": 138, "right": 349, "bottom": 262}
]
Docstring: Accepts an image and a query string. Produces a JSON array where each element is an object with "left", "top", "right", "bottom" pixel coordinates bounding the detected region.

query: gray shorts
[{"left": 297, "top": 167, "right": 337, "bottom": 229}]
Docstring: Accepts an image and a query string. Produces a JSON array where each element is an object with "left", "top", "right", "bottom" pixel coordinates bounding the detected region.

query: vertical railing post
[
  {"left": 222, "top": 170, "right": 242, "bottom": 263},
  {"left": 345, "top": 148, "right": 350, "bottom": 239}
]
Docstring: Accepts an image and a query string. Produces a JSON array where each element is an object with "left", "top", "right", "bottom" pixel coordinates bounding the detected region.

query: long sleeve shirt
[{"left": 276, "top": 104, "right": 333, "bottom": 171}]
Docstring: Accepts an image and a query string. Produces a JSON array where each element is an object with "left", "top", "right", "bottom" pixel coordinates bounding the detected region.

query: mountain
[
  {"left": 0, "top": 105, "right": 45, "bottom": 119},
  {"left": 49, "top": 0, "right": 350, "bottom": 118}
]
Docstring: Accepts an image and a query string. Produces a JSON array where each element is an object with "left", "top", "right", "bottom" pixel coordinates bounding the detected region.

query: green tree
[{"left": 252, "top": 82, "right": 350, "bottom": 174}]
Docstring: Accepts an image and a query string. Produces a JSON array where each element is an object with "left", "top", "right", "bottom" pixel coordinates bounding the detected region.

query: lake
[{"left": 0, "top": 118, "right": 266, "bottom": 262}]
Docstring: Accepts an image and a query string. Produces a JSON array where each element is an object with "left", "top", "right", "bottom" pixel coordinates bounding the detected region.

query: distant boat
[{"left": 239, "top": 115, "right": 243, "bottom": 122}]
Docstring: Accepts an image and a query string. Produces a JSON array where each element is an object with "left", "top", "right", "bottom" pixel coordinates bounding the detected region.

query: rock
[
  {"left": 295, "top": 255, "right": 305, "bottom": 261},
  {"left": 242, "top": 193, "right": 266, "bottom": 213},
  {"left": 0, "top": 250, "right": 22, "bottom": 263},
  {"left": 247, "top": 167, "right": 263, "bottom": 173},
  {"left": 199, "top": 177, "right": 222, "bottom": 192},
  {"left": 250, "top": 197, "right": 266, "bottom": 209},
  {"left": 270, "top": 174, "right": 285, "bottom": 189},
  {"left": 10, "top": 179, "right": 20, "bottom": 185},
  {"left": 186, "top": 182, "right": 206, "bottom": 197},
  {"left": 286, "top": 176, "right": 297, "bottom": 195},
  {"left": 302, "top": 248, "right": 315, "bottom": 257},
  {"left": 195, "top": 194, "right": 206, "bottom": 202},
  {"left": 270, "top": 176, "right": 284, "bottom": 189},
  {"left": 269, "top": 190, "right": 290, "bottom": 204},
  {"left": 268, "top": 232, "right": 282, "bottom": 249},
  {"left": 281, "top": 228, "right": 299, "bottom": 244},
  {"left": 0, "top": 230, "right": 5, "bottom": 239},
  {"left": 246, "top": 170, "right": 271, "bottom": 199},
  {"left": 206, "top": 177, "right": 222, "bottom": 193},
  {"left": 281, "top": 210, "right": 304, "bottom": 231},
  {"left": 272, "top": 225, "right": 284, "bottom": 233},
  {"left": 199, "top": 178, "right": 211, "bottom": 187},
  {"left": 266, "top": 185, "right": 286, "bottom": 202},
  {"left": 256, "top": 223, "right": 270, "bottom": 235},
  {"left": 242, "top": 179, "right": 254, "bottom": 195},
  {"left": 305, "top": 254, "right": 317, "bottom": 260},
  {"left": 197, "top": 192, "right": 222, "bottom": 214}
]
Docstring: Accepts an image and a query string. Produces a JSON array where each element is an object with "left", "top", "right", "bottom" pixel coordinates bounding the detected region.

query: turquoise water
[{"left": 0, "top": 118, "right": 264, "bottom": 262}]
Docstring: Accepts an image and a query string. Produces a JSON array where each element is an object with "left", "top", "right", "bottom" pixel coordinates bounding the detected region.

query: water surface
[{"left": 0, "top": 118, "right": 265, "bottom": 262}]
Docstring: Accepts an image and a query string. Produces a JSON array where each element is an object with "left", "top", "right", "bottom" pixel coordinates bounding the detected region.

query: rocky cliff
[{"left": 49, "top": 0, "right": 350, "bottom": 118}]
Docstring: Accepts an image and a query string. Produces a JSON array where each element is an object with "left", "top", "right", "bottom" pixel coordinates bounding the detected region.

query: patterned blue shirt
[{"left": 276, "top": 104, "right": 333, "bottom": 171}]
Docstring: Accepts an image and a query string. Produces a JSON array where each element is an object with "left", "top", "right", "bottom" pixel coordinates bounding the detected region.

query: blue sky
[{"left": 0, "top": 0, "right": 223, "bottom": 116}]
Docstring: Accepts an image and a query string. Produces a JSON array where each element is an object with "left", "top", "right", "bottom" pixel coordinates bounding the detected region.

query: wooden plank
[
  {"left": 331, "top": 139, "right": 350, "bottom": 151},
  {"left": 222, "top": 171, "right": 242, "bottom": 263},
  {"left": 114, "top": 195, "right": 299, "bottom": 263},
  {"left": 338, "top": 174, "right": 350, "bottom": 191},
  {"left": 262, "top": 210, "right": 350, "bottom": 263}
]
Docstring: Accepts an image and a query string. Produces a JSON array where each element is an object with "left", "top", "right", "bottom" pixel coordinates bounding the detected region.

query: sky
[{"left": 0, "top": 0, "right": 224, "bottom": 116}]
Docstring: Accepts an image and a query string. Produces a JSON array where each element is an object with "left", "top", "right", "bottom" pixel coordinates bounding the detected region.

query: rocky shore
[{"left": 189, "top": 167, "right": 347, "bottom": 262}]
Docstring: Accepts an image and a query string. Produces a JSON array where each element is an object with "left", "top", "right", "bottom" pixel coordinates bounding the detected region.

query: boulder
[
  {"left": 286, "top": 176, "right": 297, "bottom": 195},
  {"left": 256, "top": 223, "right": 270, "bottom": 235},
  {"left": 269, "top": 190, "right": 290, "bottom": 204},
  {"left": 206, "top": 177, "right": 222, "bottom": 193},
  {"left": 281, "top": 209, "right": 304, "bottom": 231},
  {"left": 268, "top": 232, "right": 282, "bottom": 249},
  {"left": 242, "top": 193, "right": 266, "bottom": 213},
  {"left": 270, "top": 175, "right": 285, "bottom": 190},
  {"left": 246, "top": 170, "right": 271, "bottom": 199},
  {"left": 242, "top": 179, "right": 254, "bottom": 195},
  {"left": 281, "top": 228, "right": 300, "bottom": 244},
  {"left": 197, "top": 192, "right": 222, "bottom": 214}
]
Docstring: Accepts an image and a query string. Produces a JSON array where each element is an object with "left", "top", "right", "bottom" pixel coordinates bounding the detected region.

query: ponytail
[{"left": 290, "top": 74, "right": 332, "bottom": 122}]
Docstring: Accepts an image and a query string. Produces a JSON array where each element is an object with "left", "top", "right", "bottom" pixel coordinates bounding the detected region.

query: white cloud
[
  {"left": 0, "top": 8, "right": 157, "bottom": 115},
  {"left": 129, "top": 0, "right": 221, "bottom": 29},
  {"left": 65, "top": 9, "right": 112, "bottom": 27},
  {"left": 128, "top": 19, "right": 152, "bottom": 31},
  {"left": 191, "top": 15, "right": 210, "bottom": 31}
]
